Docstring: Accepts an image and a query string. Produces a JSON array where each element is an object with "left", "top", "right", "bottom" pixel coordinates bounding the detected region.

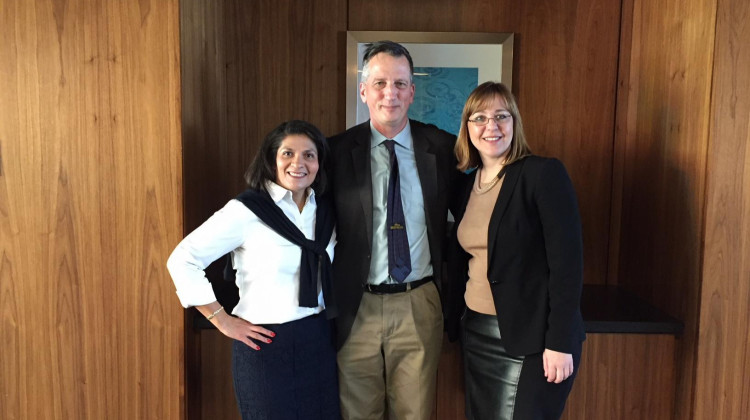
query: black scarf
[{"left": 225, "top": 188, "right": 337, "bottom": 319}]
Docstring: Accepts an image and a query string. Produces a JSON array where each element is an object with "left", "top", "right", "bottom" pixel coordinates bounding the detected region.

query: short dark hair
[
  {"left": 361, "top": 40, "right": 414, "bottom": 82},
  {"left": 244, "top": 120, "right": 329, "bottom": 194}
]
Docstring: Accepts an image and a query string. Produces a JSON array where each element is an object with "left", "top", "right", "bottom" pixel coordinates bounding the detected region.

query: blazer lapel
[
  {"left": 487, "top": 158, "right": 526, "bottom": 261},
  {"left": 458, "top": 171, "right": 476, "bottom": 221},
  {"left": 350, "top": 122, "right": 374, "bottom": 246}
]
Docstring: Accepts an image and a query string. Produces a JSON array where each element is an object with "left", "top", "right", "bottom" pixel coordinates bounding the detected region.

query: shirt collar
[
  {"left": 265, "top": 181, "right": 316, "bottom": 205},
  {"left": 369, "top": 120, "right": 412, "bottom": 151}
]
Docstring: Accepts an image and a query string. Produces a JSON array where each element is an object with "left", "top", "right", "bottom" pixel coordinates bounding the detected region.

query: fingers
[
  {"left": 547, "top": 364, "right": 574, "bottom": 383},
  {"left": 242, "top": 326, "right": 275, "bottom": 350},
  {"left": 543, "top": 348, "right": 574, "bottom": 383},
  {"left": 217, "top": 316, "right": 276, "bottom": 350},
  {"left": 550, "top": 367, "right": 572, "bottom": 383},
  {"left": 237, "top": 336, "right": 262, "bottom": 350},
  {"left": 239, "top": 324, "right": 276, "bottom": 350},
  {"left": 251, "top": 324, "right": 276, "bottom": 339}
]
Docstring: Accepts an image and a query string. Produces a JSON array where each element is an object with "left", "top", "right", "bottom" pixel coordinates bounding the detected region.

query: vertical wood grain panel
[
  {"left": 695, "top": 0, "right": 750, "bottom": 417},
  {"left": 348, "top": 0, "right": 621, "bottom": 286},
  {"left": 200, "top": 331, "right": 241, "bottom": 420},
  {"left": 0, "top": 1, "right": 183, "bottom": 419},
  {"left": 562, "top": 334, "right": 676, "bottom": 420},
  {"left": 434, "top": 338, "right": 464, "bottom": 420},
  {"left": 179, "top": 1, "right": 225, "bottom": 415},
  {"left": 612, "top": 0, "right": 717, "bottom": 417},
  {"left": 182, "top": 0, "right": 348, "bottom": 235}
]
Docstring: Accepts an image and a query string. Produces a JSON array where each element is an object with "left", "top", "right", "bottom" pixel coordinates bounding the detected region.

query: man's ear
[{"left": 359, "top": 82, "right": 367, "bottom": 103}]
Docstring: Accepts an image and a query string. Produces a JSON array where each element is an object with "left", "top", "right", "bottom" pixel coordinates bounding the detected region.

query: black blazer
[
  {"left": 327, "top": 120, "right": 458, "bottom": 349},
  {"left": 446, "top": 155, "right": 585, "bottom": 356}
]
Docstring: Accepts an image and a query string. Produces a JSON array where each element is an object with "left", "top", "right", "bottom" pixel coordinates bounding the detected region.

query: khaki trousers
[{"left": 338, "top": 281, "right": 443, "bottom": 420}]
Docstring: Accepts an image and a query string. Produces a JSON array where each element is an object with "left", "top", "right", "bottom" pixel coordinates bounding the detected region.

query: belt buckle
[{"left": 364, "top": 283, "right": 381, "bottom": 294}]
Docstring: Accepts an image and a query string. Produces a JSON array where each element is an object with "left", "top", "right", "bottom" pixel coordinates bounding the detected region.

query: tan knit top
[{"left": 456, "top": 173, "right": 504, "bottom": 315}]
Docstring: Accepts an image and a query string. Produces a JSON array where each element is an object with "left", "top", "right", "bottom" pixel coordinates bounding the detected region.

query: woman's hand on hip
[
  {"left": 197, "top": 302, "right": 275, "bottom": 350},
  {"left": 206, "top": 309, "right": 275, "bottom": 350},
  {"left": 214, "top": 314, "right": 275, "bottom": 350},
  {"left": 543, "top": 348, "right": 574, "bottom": 384}
]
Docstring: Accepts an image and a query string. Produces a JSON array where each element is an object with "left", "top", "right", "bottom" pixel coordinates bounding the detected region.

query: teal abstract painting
[{"left": 409, "top": 67, "right": 478, "bottom": 135}]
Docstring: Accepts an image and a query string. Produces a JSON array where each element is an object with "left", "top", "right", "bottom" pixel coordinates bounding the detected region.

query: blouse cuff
[{"left": 175, "top": 282, "right": 218, "bottom": 308}]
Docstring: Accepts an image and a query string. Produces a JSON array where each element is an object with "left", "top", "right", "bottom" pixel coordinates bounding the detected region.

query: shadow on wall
[{"left": 616, "top": 104, "right": 703, "bottom": 418}]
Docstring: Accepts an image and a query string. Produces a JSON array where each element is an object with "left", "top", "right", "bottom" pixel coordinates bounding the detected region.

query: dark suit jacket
[
  {"left": 327, "top": 120, "right": 458, "bottom": 349},
  {"left": 446, "top": 155, "right": 586, "bottom": 356}
]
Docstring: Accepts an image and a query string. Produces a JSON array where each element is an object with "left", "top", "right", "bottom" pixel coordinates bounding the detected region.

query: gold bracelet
[{"left": 206, "top": 306, "right": 224, "bottom": 321}]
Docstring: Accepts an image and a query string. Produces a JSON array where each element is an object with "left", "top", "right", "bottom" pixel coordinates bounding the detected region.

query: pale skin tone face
[
  {"left": 469, "top": 97, "right": 575, "bottom": 383},
  {"left": 359, "top": 53, "right": 415, "bottom": 139},
  {"left": 274, "top": 134, "right": 319, "bottom": 211},
  {"left": 467, "top": 96, "right": 514, "bottom": 182}
]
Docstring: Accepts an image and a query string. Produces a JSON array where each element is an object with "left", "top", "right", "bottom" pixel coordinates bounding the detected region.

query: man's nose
[{"left": 383, "top": 83, "right": 398, "bottom": 98}]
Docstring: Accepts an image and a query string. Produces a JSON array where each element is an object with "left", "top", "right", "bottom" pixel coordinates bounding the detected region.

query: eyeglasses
[{"left": 468, "top": 114, "right": 512, "bottom": 126}]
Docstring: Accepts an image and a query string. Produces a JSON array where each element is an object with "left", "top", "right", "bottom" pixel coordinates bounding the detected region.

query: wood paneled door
[{"left": 0, "top": 0, "right": 184, "bottom": 419}]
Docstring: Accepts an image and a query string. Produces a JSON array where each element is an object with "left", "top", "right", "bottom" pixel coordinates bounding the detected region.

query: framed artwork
[{"left": 346, "top": 31, "right": 514, "bottom": 135}]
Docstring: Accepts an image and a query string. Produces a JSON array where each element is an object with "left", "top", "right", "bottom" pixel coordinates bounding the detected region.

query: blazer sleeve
[{"left": 534, "top": 159, "right": 585, "bottom": 353}]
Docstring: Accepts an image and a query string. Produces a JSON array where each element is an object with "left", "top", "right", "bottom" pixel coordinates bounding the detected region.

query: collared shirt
[
  {"left": 166, "top": 182, "right": 336, "bottom": 324},
  {"left": 368, "top": 121, "right": 433, "bottom": 285}
]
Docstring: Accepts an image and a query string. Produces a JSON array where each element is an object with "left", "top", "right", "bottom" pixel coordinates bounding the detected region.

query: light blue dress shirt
[{"left": 367, "top": 121, "right": 433, "bottom": 285}]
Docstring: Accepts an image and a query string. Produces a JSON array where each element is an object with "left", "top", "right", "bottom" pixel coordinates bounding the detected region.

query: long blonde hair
[{"left": 455, "top": 82, "right": 531, "bottom": 172}]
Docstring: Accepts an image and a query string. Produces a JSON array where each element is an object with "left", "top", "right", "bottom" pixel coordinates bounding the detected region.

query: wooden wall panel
[
  {"left": 0, "top": 1, "right": 183, "bottom": 419},
  {"left": 694, "top": 0, "right": 750, "bottom": 417},
  {"left": 200, "top": 331, "right": 241, "bottom": 420},
  {"left": 434, "top": 339, "right": 464, "bottom": 420},
  {"left": 562, "top": 334, "right": 676, "bottom": 420},
  {"left": 180, "top": 2, "right": 226, "bottom": 415},
  {"left": 348, "top": 0, "right": 622, "bottom": 286},
  {"left": 612, "top": 0, "right": 717, "bottom": 417},
  {"left": 181, "top": 0, "right": 348, "bottom": 231}
]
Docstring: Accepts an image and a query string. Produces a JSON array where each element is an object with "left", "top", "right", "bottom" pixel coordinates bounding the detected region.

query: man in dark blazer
[{"left": 327, "top": 41, "right": 457, "bottom": 420}]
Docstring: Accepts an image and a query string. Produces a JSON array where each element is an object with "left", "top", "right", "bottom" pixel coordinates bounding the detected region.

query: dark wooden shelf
[{"left": 581, "top": 285, "right": 683, "bottom": 334}]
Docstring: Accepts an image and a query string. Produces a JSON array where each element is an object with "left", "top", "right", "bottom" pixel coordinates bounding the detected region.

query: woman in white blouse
[{"left": 167, "top": 120, "right": 339, "bottom": 419}]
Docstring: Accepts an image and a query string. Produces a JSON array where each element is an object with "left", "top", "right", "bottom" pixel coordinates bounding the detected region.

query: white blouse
[{"left": 166, "top": 182, "right": 336, "bottom": 324}]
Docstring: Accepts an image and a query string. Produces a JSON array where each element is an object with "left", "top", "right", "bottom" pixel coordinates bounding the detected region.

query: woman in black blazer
[{"left": 446, "top": 82, "right": 585, "bottom": 419}]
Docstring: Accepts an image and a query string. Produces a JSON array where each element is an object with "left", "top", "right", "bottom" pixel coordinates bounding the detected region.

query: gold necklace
[{"left": 474, "top": 166, "right": 502, "bottom": 194}]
